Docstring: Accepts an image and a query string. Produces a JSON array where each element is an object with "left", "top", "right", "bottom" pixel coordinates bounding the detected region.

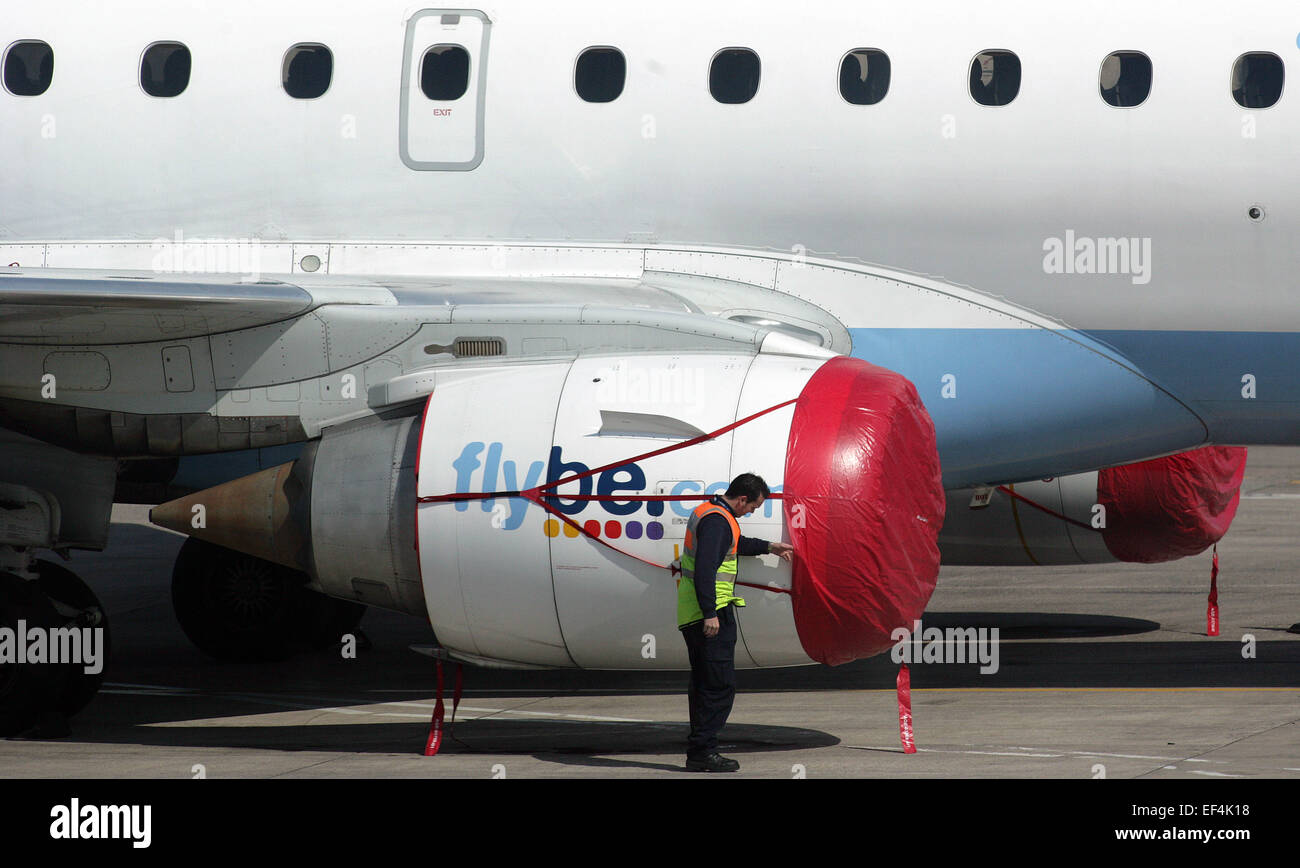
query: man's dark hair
[{"left": 725, "top": 472, "right": 770, "bottom": 502}]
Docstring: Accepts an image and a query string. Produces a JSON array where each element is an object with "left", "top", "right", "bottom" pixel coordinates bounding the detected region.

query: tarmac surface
[{"left": 2, "top": 448, "right": 1297, "bottom": 778}]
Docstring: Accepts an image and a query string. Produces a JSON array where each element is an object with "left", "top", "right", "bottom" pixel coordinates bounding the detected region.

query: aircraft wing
[
  {"left": 0, "top": 265, "right": 842, "bottom": 458},
  {"left": 0, "top": 264, "right": 851, "bottom": 350},
  {"left": 0, "top": 268, "right": 384, "bottom": 345}
]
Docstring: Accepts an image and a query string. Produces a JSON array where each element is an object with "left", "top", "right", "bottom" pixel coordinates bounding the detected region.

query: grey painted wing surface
[
  {"left": 0, "top": 269, "right": 316, "bottom": 345},
  {"left": 0, "top": 270, "right": 703, "bottom": 347}
]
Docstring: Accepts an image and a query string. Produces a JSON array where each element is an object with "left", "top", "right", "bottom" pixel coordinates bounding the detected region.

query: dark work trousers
[{"left": 681, "top": 603, "right": 737, "bottom": 759}]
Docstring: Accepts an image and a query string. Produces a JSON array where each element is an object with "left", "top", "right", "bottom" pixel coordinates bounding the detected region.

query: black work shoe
[{"left": 685, "top": 753, "right": 740, "bottom": 772}]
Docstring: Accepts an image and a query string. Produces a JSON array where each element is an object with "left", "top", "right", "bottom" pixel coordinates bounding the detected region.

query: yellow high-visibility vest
[{"left": 677, "top": 501, "right": 746, "bottom": 627}]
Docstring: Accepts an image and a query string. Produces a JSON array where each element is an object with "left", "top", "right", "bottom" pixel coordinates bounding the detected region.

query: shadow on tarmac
[{"left": 36, "top": 515, "right": 1300, "bottom": 759}]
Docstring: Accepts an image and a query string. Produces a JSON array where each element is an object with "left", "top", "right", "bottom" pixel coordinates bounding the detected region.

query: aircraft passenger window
[
  {"left": 575, "top": 47, "right": 625, "bottom": 103},
  {"left": 709, "top": 48, "right": 760, "bottom": 104},
  {"left": 969, "top": 50, "right": 1020, "bottom": 106},
  {"left": 283, "top": 43, "right": 332, "bottom": 99},
  {"left": 839, "top": 49, "right": 890, "bottom": 105},
  {"left": 1232, "top": 52, "right": 1284, "bottom": 109},
  {"left": 3, "top": 40, "right": 54, "bottom": 96},
  {"left": 1099, "top": 51, "right": 1151, "bottom": 107},
  {"left": 140, "top": 42, "right": 191, "bottom": 98},
  {"left": 420, "top": 44, "right": 469, "bottom": 100}
]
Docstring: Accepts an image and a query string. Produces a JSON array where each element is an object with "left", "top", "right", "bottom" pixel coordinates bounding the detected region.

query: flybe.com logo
[{"left": 450, "top": 442, "right": 780, "bottom": 535}]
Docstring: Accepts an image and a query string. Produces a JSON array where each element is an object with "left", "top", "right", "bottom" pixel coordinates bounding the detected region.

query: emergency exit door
[{"left": 400, "top": 9, "right": 490, "bottom": 171}]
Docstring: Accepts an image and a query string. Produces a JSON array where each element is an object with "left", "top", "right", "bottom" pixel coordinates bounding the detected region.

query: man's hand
[
  {"left": 703, "top": 616, "right": 720, "bottom": 638},
  {"left": 768, "top": 541, "right": 794, "bottom": 563}
]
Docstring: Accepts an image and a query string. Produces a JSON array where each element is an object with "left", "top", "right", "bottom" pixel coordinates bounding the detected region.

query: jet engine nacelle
[
  {"left": 154, "top": 345, "right": 946, "bottom": 671},
  {"left": 939, "top": 446, "right": 1247, "bottom": 565}
]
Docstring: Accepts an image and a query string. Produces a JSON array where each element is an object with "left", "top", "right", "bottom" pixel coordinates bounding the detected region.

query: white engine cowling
[{"left": 415, "top": 350, "right": 821, "bottom": 669}]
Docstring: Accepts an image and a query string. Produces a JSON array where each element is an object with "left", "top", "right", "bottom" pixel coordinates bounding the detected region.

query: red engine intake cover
[
  {"left": 783, "top": 356, "right": 946, "bottom": 666},
  {"left": 1098, "top": 446, "right": 1247, "bottom": 563}
]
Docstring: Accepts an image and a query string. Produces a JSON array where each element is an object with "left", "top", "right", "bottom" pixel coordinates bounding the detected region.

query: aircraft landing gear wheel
[
  {"left": 0, "top": 571, "right": 74, "bottom": 737},
  {"left": 34, "top": 560, "right": 110, "bottom": 717},
  {"left": 171, "top": 538, "right": 365, "bottom": 663}
]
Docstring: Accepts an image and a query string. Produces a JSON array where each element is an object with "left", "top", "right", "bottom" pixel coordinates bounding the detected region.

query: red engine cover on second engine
[{"left": 1098, "top": 445, "right": 1247, "bottom": 563}]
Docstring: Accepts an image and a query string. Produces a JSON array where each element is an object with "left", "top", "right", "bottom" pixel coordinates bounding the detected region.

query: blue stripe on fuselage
[
  {"left": 848, "top": 328, "right": 1299, "bottom": 487},
  {"left": 1082, "top": 330, "right": 1300, "bottom": 444}
]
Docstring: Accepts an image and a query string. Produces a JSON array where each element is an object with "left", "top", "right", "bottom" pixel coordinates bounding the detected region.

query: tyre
[
  {"left": 0, "top": 571, "right": 74, "bottom": 736},
  {"left": 171, "top": 538, "right": 364, "bottom": 662}
]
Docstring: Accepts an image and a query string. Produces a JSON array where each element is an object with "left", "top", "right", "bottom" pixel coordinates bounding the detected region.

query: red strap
[
  {"left": 419, "top": 398, "right": 795, "bottom": 506},
  {"left": 423, "top": 660, "right": 446, "bottom": 756},
  {"left": 534, "top": 493, "right": 784, "bottom": 502},
  {"left": 1206, "top": 545, "right": 1220, "bottom": 637},
  {"left": 418, "top": 398, "right": 799, "bottom": 594},
  {"left": 527, "top": 492, "right": 682, "bottom": 572},
  {"left": 897, "top": 663, "right": 916, "bottom": 754},
  {"left": 996, "top": 484, "right": 1097, "bottom": 532},
  {"left": 531, "top": 398, "right": 797, "bottom": 496}
]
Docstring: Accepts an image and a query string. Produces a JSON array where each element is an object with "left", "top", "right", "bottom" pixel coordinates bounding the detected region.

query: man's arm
[{"left": 739, "top": 535, "right": 794, "bottom": 562}]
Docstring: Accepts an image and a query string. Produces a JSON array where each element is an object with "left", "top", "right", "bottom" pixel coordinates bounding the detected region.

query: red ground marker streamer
[
  {"left": 423, "top": 660, "right": 465, "bottom": 756},
  {"left": 784, "top": 356, "right": 945, "bottom": 666},
  {"left": 897, "top": 663, "right": 916, "bottom": 754},
  {"left": 423, "top": 660, "right": 447, "bottom": 756},
  {"left": 1207, "top": 545, "right": 1220, "bottom": 637}
]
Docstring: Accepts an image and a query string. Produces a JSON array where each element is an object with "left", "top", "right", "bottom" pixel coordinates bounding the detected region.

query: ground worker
[{"left": 678, "top": 472, "right": 794, "bottom": 772}]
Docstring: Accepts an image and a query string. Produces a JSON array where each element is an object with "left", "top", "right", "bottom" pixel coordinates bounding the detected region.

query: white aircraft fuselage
[
  {"left": 0, "top": 0, "right": 1294, "bottom": 688},
  {"left": 2, "top": 0, "right": 1297, "bottom": 476}
]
